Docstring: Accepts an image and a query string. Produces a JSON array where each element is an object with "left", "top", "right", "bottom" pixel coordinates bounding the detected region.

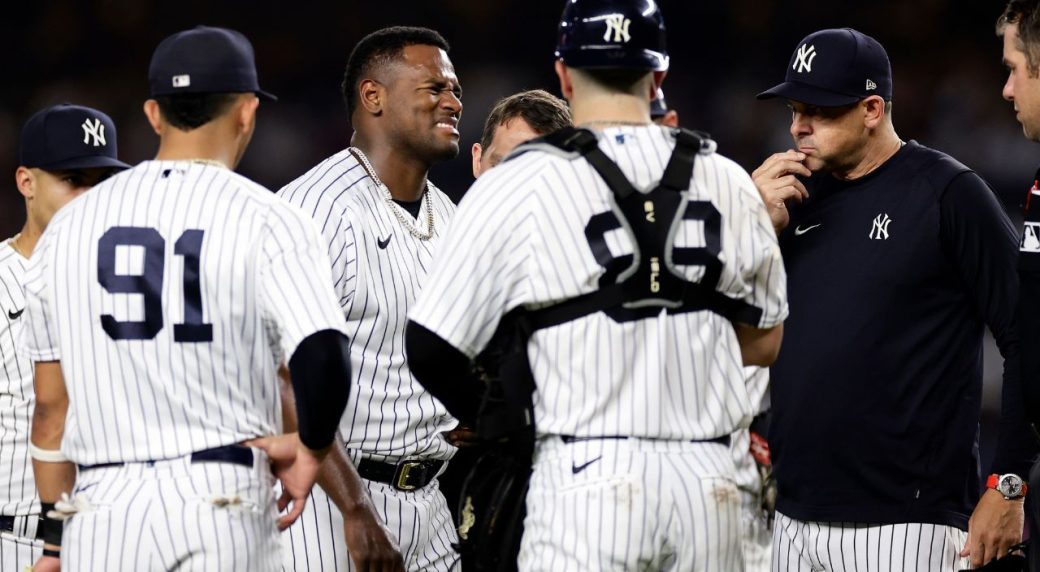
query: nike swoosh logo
[
  {"left": 75, "top": 482, "right": 99, "bottom": 494},
  {"left": 377, "top": 235, "right": 392, "bottom": 249},
  {"left": 7, "top": 308, "right": 23, "bottom": 320},
  {"left": 793, "top": 224, "right": 821, "bottom": 236},
  {"left": 571, "top": 456, "right": 602, "bottom": 475}
]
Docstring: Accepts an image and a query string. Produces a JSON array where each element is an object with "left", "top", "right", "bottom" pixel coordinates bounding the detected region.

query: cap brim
[
  {"left": 150, "top": 86, "right": 279, "bottom": 102},
  {"left": 756, "top": 82, "right": 861, "bottom": 107},
  {"left": 38, "top": 155, "right": 132, "bottom": 171}
]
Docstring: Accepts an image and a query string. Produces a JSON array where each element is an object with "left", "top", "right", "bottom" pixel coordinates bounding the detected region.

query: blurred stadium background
[{"left": 0, "top": 0, "right": 1028, "bottom": 462}]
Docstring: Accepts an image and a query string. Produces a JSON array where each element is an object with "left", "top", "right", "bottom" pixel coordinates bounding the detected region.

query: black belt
[
  {"left": 357, "top": 458, "right": 444, "bottom": 491},
  {"left": 0, "top": 514, "right": 44, "bottom": 540},
  {"left": 78, "top": 444, "right": 254, "bottom": 472},
  {"left": 560, "top": 434, "right": 732, "bottom": 447}
]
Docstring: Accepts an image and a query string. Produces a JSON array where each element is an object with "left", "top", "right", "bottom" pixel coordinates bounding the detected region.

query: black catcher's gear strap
[{"left": 522, "top": 126, "right": 763, "bottom": 330}]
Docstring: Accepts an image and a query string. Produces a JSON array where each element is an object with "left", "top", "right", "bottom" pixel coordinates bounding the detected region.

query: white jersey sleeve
[
  {"left": 21, "top": 227, "right": 60, "bottom": 362},
  {"left": 410, "top": 162, "right": 534, "bottom": 358},
  {"left": 719, "top": 160, "right": 787, "bottom": 329},
  {"left": 257, "top": 203, "right": 351, "bottom": 362}
]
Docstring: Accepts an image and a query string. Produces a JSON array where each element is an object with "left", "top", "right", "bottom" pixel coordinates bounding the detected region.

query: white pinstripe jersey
[
  {"left": 411, "top": 126, "right": 788, "bottom": 440},
  {"left": 279, "top": 149, "right": 457, "bottom": 462},
  {"left": 20, "top": 161, "right": 348, "bottom": 465},
  {"left": 0, "top": 240, "right": 37, "bottom": 516}
]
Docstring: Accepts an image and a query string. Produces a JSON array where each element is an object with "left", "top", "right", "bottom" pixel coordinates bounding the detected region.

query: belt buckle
[{"left": 393, "top": 460, "right": 423, "bottom": 491}]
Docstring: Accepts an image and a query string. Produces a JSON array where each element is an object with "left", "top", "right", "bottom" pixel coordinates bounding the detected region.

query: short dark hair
[
  {"left": 999, "top": 0, "right": 1040, "bottom": 76},
  {"left": 576, "top": 68, "right": 652, "bottom": 94},
  {"left": 341, "top": 26, "right": 450, "bottom": 116},
  {"left": 479, "top": 90, "right": 572, "bottom": 151},
  {"left": 155, "top": 93, "right": 240, "bottom": 130}
]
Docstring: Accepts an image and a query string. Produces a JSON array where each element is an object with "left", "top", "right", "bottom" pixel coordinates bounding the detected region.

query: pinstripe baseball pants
[
  {"left": 0, "top": 514, "right": 41, "bottom": 571},
  {"left": 771, "top": 511, "right": 969, "bottom": 571},
  {"left": 61, "top": 449, "right": 280, "bottom": 571},
  {"left": 519, "top": 436, "right": 744, "bottom": 571},
  {"left": 280, "top": 477, "right": 459, "bottom": 571}
]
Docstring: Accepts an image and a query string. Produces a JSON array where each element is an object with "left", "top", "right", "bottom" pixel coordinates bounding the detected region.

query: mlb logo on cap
[{"left": 172, "top": 74, "right": 191, "bottom": 88}]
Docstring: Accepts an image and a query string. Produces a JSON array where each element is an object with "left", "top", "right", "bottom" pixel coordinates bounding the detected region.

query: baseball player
[
  {"left": 470, "top": 89, "right": 572, "bottom": 178},
  {"left": 24, "top": 26, "right": 351, "bottom": 571},
  {"left": 407, "top": 1, "right": 788, "bottom": 570},
  {"left": 754, "top": 28, "right": 1035, "bottom": 570},
  {"left": 996, "top": 2, "right": 1040, "bottom": 570},
  {"left": 277, "top": 26, "right": 462, "bottom": 572},
  {"left": 651, "top": 89, "right": 775, "bottom": 572},
  {"left": 0, "top": 104, "right": 128, "bottom": 571}
]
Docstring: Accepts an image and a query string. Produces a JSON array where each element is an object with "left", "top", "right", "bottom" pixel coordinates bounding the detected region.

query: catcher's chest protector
[{"left": 517, "top": 126, "right": 761, "bottom": 332}]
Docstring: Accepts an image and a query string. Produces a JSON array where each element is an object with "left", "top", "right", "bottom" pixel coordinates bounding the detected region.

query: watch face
[{"left": 999, "top": 475, "right": 1024, "bottom": 498}]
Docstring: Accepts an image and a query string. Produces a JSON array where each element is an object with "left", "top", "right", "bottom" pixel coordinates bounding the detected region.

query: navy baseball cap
[
  {"left": 650, "top": 87, "right": 668, "bottom": 118},
  {"left": 18, "top": 104, "right": 130, "bottom": 171},
  {"left": 757, "top": 28, "right": 892, "bottom": 107},
  {"left": 149, "top": 26, "right": 276, "bottom": 101}
]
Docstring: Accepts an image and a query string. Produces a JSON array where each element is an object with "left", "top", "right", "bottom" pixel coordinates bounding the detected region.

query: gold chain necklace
[
  {"left": 348, "top": 147, "right": 434, "bottom": 241},
  {"left": 8, "top": 233, "right": 25, "bottom": 258}
]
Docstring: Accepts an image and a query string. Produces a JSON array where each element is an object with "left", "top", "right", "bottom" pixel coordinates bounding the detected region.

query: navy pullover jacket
[{"left": 770, "top": 141, "right": 1035, "bottom": 530}]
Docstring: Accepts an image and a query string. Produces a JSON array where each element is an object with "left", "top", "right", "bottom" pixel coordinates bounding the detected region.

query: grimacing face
[
  {"left": 1003, "top": 22, "right": 1040, "bottom": 141},
  {"left": 472, "top": 117, "right": 541, "bottom": 178},
  {"left": 382, "top": 44, "right": 463, "bottom": 162},
  {"left": 787, "top": 100, "right": 869, "bottom": 174}
]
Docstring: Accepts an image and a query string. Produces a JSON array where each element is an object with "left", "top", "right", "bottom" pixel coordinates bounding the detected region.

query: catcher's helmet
[{"left": 555, "top": 0, "right": 669, "bottom": 71}]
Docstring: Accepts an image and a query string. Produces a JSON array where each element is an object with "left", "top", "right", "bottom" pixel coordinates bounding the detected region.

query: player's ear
[
  {"left": 662, "top": 110, "right": 680, "bottom": 128},
  {"left": 862, "top": 96, "right": 885, "bottom": 129},
  {"left": 143, "top": 99, "right": 164, "bottom": 135},
  {"left": 15, "top": 166, "right": 34, "bottom": 200},
  {"left": 471, "top": 143, "right": 483, "bottom": 179},
  {"left": 358, "top": 79, "right": 384, "bottom": 115},
  {"left": 237, "top": 94, "right": 260, "bottom": 135},
  {"left": 555, "top": 60, "right": 575, "bottom": 100}
]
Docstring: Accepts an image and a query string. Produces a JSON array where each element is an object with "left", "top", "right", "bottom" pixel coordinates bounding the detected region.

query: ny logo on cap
[
  {"left": 793, "top": 43, "right": 817, "bottom": 73},
  {"left": 81, "top": 118, "right": 106, "bottom": 147},
  {"left": 603, "top": 15, "right": 631, "bottom": 43}
]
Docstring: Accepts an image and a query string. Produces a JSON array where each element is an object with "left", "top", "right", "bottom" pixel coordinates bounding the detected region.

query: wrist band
[
  {"left": 40, "top": 502, "right": 63, "bottom": 547},
  {"left": 29, "top": 443, "right": 68, "bottom": 463}
]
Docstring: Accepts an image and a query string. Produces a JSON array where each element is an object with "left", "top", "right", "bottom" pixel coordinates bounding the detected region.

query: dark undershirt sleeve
[
  {"left": 940, "top": 172, "right": 1038, "bottom": 477},
  {"left": 288, "top": 329, "right": 352, "bottom": 450},
  {"left": 406, "top": 320, "right": 484, "bottom": 426}
]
